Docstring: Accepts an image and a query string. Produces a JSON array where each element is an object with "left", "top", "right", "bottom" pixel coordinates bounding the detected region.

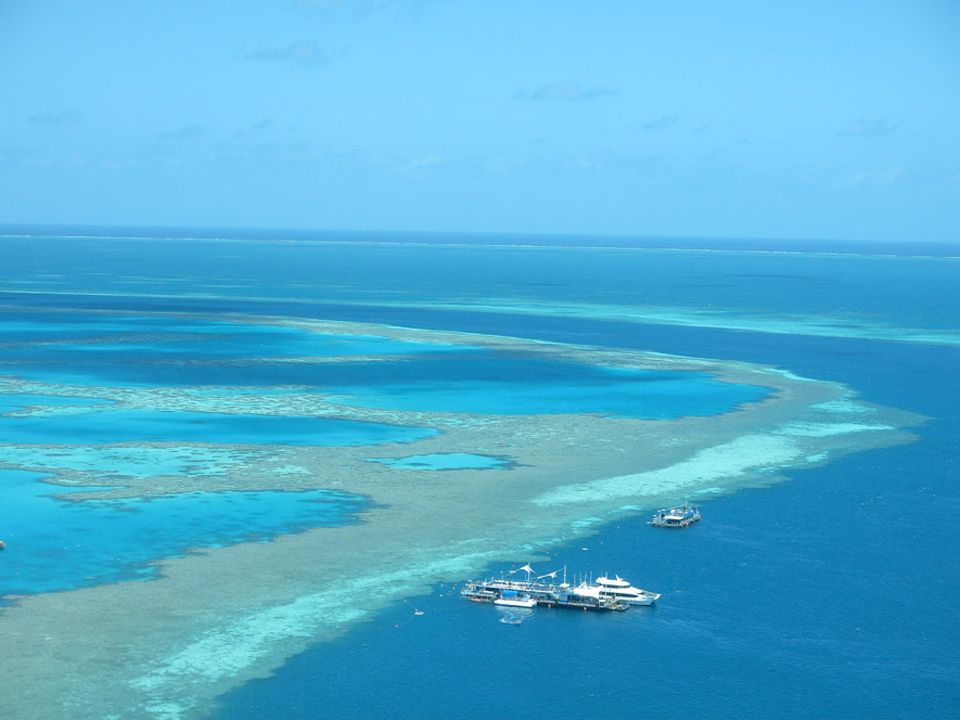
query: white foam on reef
[
  {"left": 377, "top": 299, "right": 960, "bottom": 346},
  {"left": 570, "top": 516, "right": 604, "bottom": 531},
  {"left": 760, "top": 367, "right": 816, "bottom": 382},
  {"left": 535, "top": 434, "right": 803, "bottom": 506},
  {"left": 131, "top": 600, "right": 367, "bottom": 692},
  {"left": 775, "top": 422, "right": 894, "bottom": 438},
  {"left": 272, "top": 464, "right": 310, "bottom": 476},
  {"left": 810, "top": 399, "right": 871, "bottom": 413},
  {"left": 129, "top": 549, "right": 500, "bottom": 717},
  {"left": 536, "top": 412, "right": 903, "bottom": 508}
]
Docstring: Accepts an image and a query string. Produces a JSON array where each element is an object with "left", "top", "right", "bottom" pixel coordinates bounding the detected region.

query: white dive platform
[{"left": 651, "top": 505, "right": 701, "bottom": 528}]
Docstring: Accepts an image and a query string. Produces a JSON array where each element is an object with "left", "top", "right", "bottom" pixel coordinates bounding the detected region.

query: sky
[{"left": 1, "top": 0, "right": 958, "bottom": 242}]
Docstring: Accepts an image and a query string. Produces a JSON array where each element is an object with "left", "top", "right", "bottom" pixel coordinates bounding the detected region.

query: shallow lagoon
[
  {"left": 368, "top": 453, "right": 512, "bottom": 470},
  {"left": 327, "top": 359, "right": 766, "bottom": 418},
  {"left": 0, "top": 468, "right": 367, "bottom": 597},
  {"left": 0, "top": 408, "right": 435, "bottom": 446},
  {"left": 0, "top": 311, "right": 474, "bottom": 387},
  {"left": 1, "top": 309, "right": 767, "bottom": 418},
  {"left": 0, "top": 312, "right": 469, "bottom": 356}
]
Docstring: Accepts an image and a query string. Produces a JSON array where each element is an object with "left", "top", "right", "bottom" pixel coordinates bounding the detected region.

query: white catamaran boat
[
  {"left": 493, "top": 590, "right": 538, "bottom": 608},
  {"left": 590, "top": 575, "right": 661, "bottom": 606}
]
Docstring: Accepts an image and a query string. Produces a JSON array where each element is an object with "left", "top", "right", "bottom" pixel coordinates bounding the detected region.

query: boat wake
[{"left": 497, "top": 607, "right": 533, "bottom": 625}]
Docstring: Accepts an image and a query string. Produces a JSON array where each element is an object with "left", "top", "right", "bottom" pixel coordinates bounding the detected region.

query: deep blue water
[
  {"left": 0, "top": 468, "right": 367, "bottom": 598},
  {"left": 0, "top": 312, "right": 469, "bottom": 356},
  {"left": 324, "top": 361, "right": 764, "bottom": 418},
  {"left": 0, "top": 409, "right": 435, "bottom": 446},
  {"left": 2, "top": 233, "right": 959, "bottom": 334}
]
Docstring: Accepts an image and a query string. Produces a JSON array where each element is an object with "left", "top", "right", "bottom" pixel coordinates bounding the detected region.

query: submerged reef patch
[
  {"left": 364, "top": 298, "right": 960, "bottom": 347},
  {"left": 367, "top": 452, "right": 514, "bottom": 470}
]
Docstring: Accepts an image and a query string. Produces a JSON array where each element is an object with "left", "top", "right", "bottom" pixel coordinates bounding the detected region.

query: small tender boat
[
  {"left": 651, "top": 505, "right": 701, "bottom": 528},
  {"left": 493, "top": 590, "right": 537, "bottom": 608}
]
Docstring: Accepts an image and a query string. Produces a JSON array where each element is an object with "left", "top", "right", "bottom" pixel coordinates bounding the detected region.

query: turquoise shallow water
[
  {"left": 0, "top": 468, "right": 367, "bottom": 598},
  {"left": 368, "top": 453, "right": 512, "bottom": 470}
]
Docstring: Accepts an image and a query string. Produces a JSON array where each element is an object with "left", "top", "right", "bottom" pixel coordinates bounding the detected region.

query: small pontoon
[{"left": 651, "top": 505, "right": 701, "bottom": 528}]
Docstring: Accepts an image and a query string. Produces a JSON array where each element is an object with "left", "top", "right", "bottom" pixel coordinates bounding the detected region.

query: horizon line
[{"left": 2, "top": 221, "right": 958, "bottom": 247}]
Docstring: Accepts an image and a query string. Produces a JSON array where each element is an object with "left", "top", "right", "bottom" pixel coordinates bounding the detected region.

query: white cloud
[
  {"left": 516, "top": 81, "right": 617, "bottom": 102},
  {"left": 244, "top": 41, "right": 333, "bottom": 68},
  {"left": 838, "top": 117, "right": 901, "bottom": 138},
  {"left": 27, "top": 110, "right": 81, "bottom": 127},
  {"left": 641, "top": 115, "right": 678, "bottom": 131},
  {"left": 842, "top": 166, "right": 904, "bottom": 186}
]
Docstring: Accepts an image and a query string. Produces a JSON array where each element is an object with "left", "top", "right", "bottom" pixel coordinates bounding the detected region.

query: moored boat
[
  {"left": 591, "top": 575, "right": 661, "bottom": 605},
  {"left": 651, "top": 505, "right": 701, "bottom": 528},
  {"left": 461, "top": 565, "right": 652, "bottom": 613},
  {"left": 493, "top": 591, "right": 538, "bottom": 608}
]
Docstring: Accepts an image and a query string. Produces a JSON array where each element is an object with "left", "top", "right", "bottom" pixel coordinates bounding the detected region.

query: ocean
[
  {"left": 215, "top": 338, "right": 960, "bottom": 720},
  {"left": 0, "top": 229, "right": 957, "bottom": 719}
]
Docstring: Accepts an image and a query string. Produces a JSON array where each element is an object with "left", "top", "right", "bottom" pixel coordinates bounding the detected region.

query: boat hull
[
  {"left": 494, "top": 598, "right": 537, "bottom": 608},
  {"left": 617, "top": 594, "right": 660, "bottom": 606}
]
